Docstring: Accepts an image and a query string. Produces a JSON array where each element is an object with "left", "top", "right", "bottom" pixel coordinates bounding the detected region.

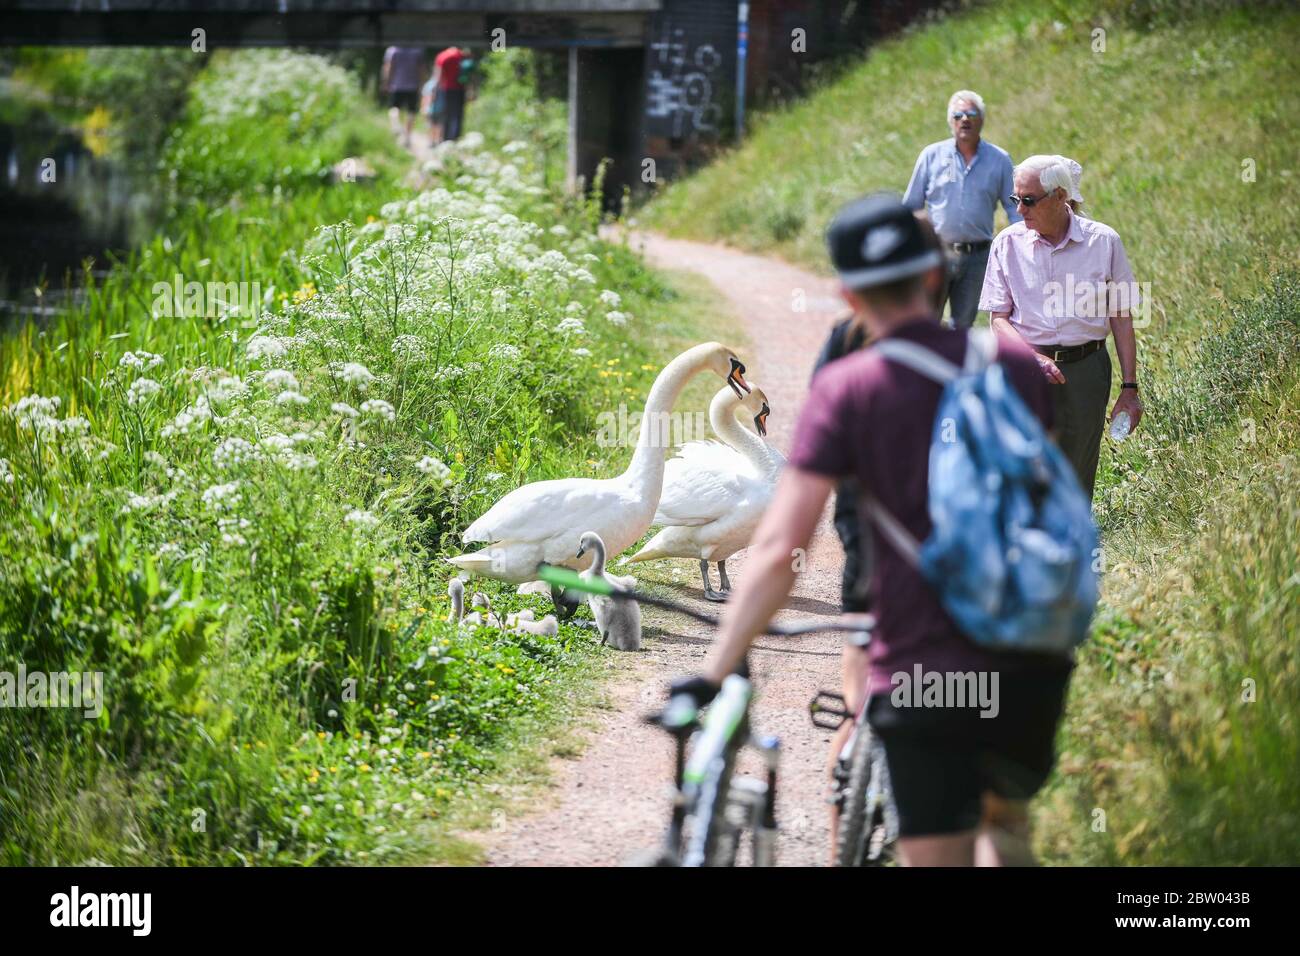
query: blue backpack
[{"left": 863, "top": 329, "right": 1099, "bottom": 656}]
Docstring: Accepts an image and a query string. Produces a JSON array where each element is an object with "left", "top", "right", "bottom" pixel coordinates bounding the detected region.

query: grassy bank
[
  {"left": 647, "top": 0, "right": 1299, "bottom": 864},
  {"left": 0, "top": 50, "right": 721, "bottom": 864}
]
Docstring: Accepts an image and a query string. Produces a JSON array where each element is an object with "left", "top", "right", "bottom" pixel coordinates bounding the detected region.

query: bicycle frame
[
  {"left": 812, "top": 689, "right": 899, "bottom": 866},
  {"left": 657, "top": 674, "right": 779, "bottom": 867},
  {"left": 533, "top": 562, "right": 874, "bottom": 866}
]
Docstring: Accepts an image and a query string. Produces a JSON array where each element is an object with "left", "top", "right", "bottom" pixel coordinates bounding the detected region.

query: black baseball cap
[{"left": 826, "top": 193, "right": 943, "bottom": 290}]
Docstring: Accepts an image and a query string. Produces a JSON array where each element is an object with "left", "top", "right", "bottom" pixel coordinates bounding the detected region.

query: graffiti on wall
[{"left": 645, "top": 23, "right": 725, "bottom": 139}]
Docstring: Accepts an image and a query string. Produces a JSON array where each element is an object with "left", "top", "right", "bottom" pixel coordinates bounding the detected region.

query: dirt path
[{"left": 466, "top": 232, "right": 854, "bottom": 866}]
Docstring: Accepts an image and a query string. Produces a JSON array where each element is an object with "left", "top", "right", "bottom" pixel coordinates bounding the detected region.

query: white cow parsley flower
[
  {"left": 126, "top": 377, "right": 162, "bottom": 406},
  {"left": 345, "top": 509, "right": 379, "bottom": 529},
  {"left": 360, "top": 399, "right": 395, "bottom": 423},
  {"left": 262, "top": 369, "right": 299, "bottom": 391},
  {"left": 119, "top": 350, "right": 165, "bottom": 371},
  {"left": 201, "top": 481, "right": 242, "bottom": 511},
  {"left": 334, "top": 362, "right": 375, "bottom": 388}
]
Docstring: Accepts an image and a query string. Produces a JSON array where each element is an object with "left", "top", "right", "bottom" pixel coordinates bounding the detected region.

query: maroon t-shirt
[{"left": 790, "top": 318, "right": 1056, "bottom": 695}]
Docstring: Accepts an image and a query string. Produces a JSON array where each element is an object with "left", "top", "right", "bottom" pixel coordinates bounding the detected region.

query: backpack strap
[
  {"left": 871, "top": 327, "right": 997, "bottom": 383},
  {"left": 963, "top": 327, "right": 998, "bottom": 375},
  {"left": 871, "top": 339, "right": 960, "bottom": 383},
  {"left": 861, "top": 492, "right": 922, "bottom": 567}
]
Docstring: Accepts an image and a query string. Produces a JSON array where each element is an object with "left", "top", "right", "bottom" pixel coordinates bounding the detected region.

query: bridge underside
[{"left": 0, "top": 11, "right": 651, "bottom": 48}]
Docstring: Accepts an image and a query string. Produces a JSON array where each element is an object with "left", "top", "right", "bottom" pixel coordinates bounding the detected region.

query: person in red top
[
  {"left": 672, "top": 194, "right": 1074, "bottom": 866},
  {"left": 431, "top": 47, "right": 468, "bottom": 143}
]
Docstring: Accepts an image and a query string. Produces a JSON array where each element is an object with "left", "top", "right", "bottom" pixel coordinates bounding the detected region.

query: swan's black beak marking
[
  {"left": 728, "top": 357, "right": 751, "bottom": 397},
  {"left": 575, "top": 546, "right": 586, "bottom": 559},
  {"left": 754, "top": 403, "right": 770, "bottom": 437}
]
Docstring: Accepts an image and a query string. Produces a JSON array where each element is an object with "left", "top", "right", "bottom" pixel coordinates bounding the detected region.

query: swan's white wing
[
  {"left": 462, "top": 476, "right": 626, "bottom": 545},
  {"left": 654, "top": 441, "right": 759, "bottom": 526}
]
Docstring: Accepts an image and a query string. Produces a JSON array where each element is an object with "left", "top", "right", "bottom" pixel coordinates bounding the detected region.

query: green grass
[
  {"left": 647, "top": 0, "right": 1300, "bottom": 864},
  {"left": 0, "top": 50, "right": 724, "bottom": 865}
]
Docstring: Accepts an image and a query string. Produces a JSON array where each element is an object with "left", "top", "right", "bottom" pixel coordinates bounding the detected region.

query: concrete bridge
[{"left": 2, "top": 1, "right": 940, "bottom": 201}]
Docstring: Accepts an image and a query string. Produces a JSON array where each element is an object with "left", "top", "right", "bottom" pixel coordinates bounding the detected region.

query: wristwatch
[{"left": 1121, "top": 382, "right": 1139, "bottom": 390}]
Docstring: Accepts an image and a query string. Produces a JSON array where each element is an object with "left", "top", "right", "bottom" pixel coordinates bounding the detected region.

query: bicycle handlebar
[{"left": 536, "top": 563, "right": 875, "bottom": 640}]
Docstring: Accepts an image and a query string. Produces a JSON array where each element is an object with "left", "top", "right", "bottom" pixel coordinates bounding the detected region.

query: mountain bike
[
  {"left": 810, "top": 676, "right": 899, "bottom": 867},
  {"left": 537, "top": 563, "right": 875, "bottom": 867}
]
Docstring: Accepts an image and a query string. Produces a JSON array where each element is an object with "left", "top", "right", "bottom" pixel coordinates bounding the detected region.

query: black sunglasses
[
  {"left": 1010, "top": 192, "right": 1054, "bottom": 208},
  {"left": 951, "top": 109, "right": 980, "bottom": 120}
]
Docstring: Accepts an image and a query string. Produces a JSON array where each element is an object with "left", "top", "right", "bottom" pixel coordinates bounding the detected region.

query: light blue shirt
[{"left": 902, "top": 139, "right": 1021, "bottom": 244}]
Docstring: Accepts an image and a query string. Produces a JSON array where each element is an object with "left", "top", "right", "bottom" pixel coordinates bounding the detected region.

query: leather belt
[
  {"left": 945, "top": 239, "right": 991, "bottom": 255},
  {"left": 1032, "top": 339, "right": 1106, "bottom": 364}
]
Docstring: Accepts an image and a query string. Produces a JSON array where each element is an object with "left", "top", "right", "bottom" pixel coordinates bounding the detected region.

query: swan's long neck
[
  {"left": 709, "top": 388, "right": 773, "bottom": 476},
  {"left": 626, "top": 343, "right": 718, "bottom": 496},
  {"left": 586, "top": 537, "right": 607, "bottom": 577}
]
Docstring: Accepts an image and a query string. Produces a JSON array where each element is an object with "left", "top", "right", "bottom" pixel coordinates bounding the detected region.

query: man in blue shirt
[{"left": 903, "top": 90, "right": 1021, "bottom": 330}]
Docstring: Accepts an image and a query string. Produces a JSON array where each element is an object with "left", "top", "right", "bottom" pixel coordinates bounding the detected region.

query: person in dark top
[
  {"left": 808, "top": 212, "right": 948, "bottom": 859},
  {"left": 676, "top": 194, "right": 1073, "bottom": 866},
  {"left": 810, "top": 210, "right": 947, "bottom": 618},
  {"left": 382, "top": 46, "right": 426, "bottom": 147}
]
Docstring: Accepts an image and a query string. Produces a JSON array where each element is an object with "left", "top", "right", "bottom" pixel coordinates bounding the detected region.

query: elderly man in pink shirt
[{"left": 979, "top": 154, "right": 1144, "bottom": 498}]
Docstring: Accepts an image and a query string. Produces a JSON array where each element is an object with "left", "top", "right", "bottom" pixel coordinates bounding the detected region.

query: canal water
[{"left": 0, "top": 94, "right": 155, "bottom": 327}]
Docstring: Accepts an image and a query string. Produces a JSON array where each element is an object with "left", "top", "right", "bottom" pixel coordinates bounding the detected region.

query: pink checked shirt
[{"left": 979, "top": 211, "right": 1139, "bottom": 347}]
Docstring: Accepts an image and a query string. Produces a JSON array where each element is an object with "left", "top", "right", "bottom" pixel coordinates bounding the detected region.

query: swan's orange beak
[
  {"left": 728, "top": 358, "right": 751, "bottom": 397},
  {"left": 754, "top": 405, "right": 769, "bottom": 437}
]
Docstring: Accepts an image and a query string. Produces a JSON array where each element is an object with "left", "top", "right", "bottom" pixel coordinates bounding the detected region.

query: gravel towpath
[{"left": 474, "top": 232, "right": 853, "bottom": 866}]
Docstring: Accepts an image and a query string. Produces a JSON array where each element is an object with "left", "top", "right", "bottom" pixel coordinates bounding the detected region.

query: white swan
[
  {"left": 626, "top": 384, "right": 785, "bottom": 601},
  {"left": 447, "top": 342, "right": 749, "bottom": 599},
  {"left": 577, "top": 531, "right": 641, "bottom": 651}
]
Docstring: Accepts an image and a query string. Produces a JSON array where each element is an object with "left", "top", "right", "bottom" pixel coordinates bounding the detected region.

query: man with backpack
[{"left": 674, "top": 194, "right": 1093, "bottom": 866}]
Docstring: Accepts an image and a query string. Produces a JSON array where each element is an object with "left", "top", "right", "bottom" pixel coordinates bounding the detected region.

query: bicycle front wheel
[{"left": 834, "top": 720, "right": 876, "bottom": 867}]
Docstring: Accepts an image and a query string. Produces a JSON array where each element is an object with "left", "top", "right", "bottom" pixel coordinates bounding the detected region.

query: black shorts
[
  {"left": 866, "top": 662, "right": 1072, "bottom": 837},
  {"left": 389, "top": 90, "right": 419, "bottom": 112}
]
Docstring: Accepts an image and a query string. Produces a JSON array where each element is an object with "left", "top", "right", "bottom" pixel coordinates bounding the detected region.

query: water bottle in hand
[{"left": 1109, "top": 411, "right": 1131, "bottom": 442}]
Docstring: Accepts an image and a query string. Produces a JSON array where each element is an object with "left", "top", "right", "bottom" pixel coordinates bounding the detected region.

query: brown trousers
[{"left": 1050, "top": 345, "right": 1111, "bottom": 500}]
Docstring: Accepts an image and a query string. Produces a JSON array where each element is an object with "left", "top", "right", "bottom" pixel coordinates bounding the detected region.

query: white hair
[
  {"left": 1015, "top": 154, "right": 1085, "bottom": 206},
  {"left": 947, "top": 90, "right": 986, "bottom": 121}
]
